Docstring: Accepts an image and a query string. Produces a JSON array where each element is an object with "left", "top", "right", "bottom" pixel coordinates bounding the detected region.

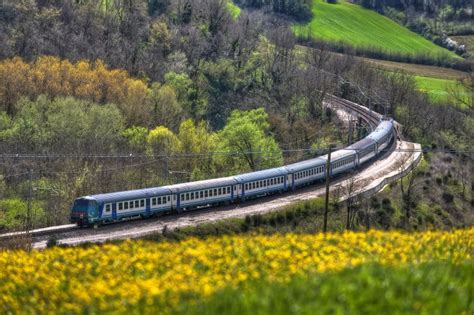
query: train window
[
  {"left": 191, "top": 192, "right": 194, "bottom": 200},
  {"left": 218, "top": 188, "right": 221, "bottom": 195},
  {"left": 209, "top": 190, "right": 213, "bottom": 197},
  {"left": 118, "top": 203, "right": 123, "bottom": 211},
  {"left": 167, "top": 196, "right": 170, "bottom": 202},
  {"left": 105, "top": 204, "right": 111, "bottom": 213},
  {"left": 159, "top": 197, "right": 163, "bottom": 205},
  {"left": 233, "top": 186, "right": 236, "bottom": 191},
  {"left": 140, "top": 200, "right": 145, "bottom": 207},
  {"left": 227, "top": 187, "right": 231, "bottom": 194},
  {"left": 200, "top": 191, "right": 204, "bottom": 198},
  {"left": 245, "top": 184, "right": 248, "bottom": 190},
  {"left": 205, "top": 190, "right": 208, "bottom": 198},
  {"left": 124, "top": 202, "right": 129, "bottom": 210},
  {"left": 152, "top": 198, "right": 157, "bottom": 206},
  {"left": 213, "top": 188, "right": 217, "bottom": 196},
  {"left": 135, "top": 200, "right": 139, "bottom": 208}
]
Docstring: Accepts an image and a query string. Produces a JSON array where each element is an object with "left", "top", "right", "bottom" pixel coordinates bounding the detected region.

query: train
[{"left": 70, "top": 119, "right": 394, "bottom": 227}]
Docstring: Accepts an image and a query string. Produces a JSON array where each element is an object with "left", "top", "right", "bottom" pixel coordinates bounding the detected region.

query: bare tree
[
  {"left": 396, "top": 150, "right": 420, "bottom": 230},
  {"left": 447, "top": 72, "right": 473, "bottom": 110}
]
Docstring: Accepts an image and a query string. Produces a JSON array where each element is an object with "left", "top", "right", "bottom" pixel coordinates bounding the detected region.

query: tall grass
[{"left": 176, "top": 262, "right": 474, "bottom": 315}]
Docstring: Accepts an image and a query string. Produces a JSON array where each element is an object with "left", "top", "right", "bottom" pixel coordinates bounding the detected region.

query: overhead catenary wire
[
  {"left": 0, "top": 147, "right": 473, "bottom": 160},
  {"left": 1, "top": 147, "right": 472, "bottom": 181}
]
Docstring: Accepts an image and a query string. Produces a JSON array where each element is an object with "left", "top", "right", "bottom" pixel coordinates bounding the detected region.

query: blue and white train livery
[{"left": 71, "top": 118, "right": 394, "bottom": 226}]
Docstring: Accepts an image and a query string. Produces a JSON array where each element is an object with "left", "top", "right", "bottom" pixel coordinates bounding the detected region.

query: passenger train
[{"left": 70, "top": 119, "right": 394, "bottom": 227}]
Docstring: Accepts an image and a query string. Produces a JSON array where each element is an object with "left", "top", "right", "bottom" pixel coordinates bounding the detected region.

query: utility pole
[
  {"left": 26, "top": 169, "right": 33, "bottom": 233},
  {"left": 348, "top": 119, "right": 354, "bottom": 145},
  {"left": 323, "top": 145, "right": 333, "bottom": 233}
]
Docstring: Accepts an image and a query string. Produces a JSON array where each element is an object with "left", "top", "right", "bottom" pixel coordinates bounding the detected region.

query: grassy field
[
  {"left": 292, "top": 0, "right": 459, "bottom": 60},
  {"left": 179, "top": 262, "right": 474, "bottom": 315},
  {"left": 1, "top": 228, "right": 472, "bottom": 313},
  {"left": 414, "top": 75, "right": 470, "bottom": 105}
]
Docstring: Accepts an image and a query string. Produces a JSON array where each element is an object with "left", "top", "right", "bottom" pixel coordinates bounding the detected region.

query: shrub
[{"left": 442, "top": 192, "right": 454, "bottom": 204}]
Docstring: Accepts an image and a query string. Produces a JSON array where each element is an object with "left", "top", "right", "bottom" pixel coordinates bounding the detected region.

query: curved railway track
[{"left": 0, "top": 95, "right": 403, "bottom": 246}]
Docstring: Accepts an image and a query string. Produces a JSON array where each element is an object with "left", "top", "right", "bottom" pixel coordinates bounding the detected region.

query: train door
[{"left": 146, "top": 198, "right": 151, "bottom": 216}]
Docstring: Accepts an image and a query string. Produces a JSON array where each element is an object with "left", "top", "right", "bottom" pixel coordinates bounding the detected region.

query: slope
[{"left": 292, "top": 0, "right": 460, "bottom": 60}]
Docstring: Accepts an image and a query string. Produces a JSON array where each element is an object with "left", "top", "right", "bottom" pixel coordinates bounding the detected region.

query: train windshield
[{"left": 72, "top": 199, "right": 96, "bottom": 213}]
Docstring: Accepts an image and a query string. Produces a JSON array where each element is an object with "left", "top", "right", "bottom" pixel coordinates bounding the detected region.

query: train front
[{"left": 70, "top": 197, "right": 98, "bottom": 226}]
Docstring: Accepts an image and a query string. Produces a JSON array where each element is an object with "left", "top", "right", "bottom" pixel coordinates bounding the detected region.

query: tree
[
  {"left": 122, "top": 126, "right": 149, "bottom": 153},
  {"left": 216, "top": 108, "right": 283, "bottom": 173},
  {"left": 177, "top": 119, "right": 218, "bottom": 179},
  {"left": 146, "top": 125, "right": 181, "bottom": 156},
  {"left": 149, "top": 83, "right": 184, "bottom": 130}
]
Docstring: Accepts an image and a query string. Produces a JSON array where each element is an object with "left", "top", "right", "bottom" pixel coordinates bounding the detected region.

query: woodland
[{"left": 0, "top": 0, "right": 472, "bottom": 231}]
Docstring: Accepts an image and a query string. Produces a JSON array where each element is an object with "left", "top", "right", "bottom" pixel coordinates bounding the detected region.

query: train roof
[
  {"left": 367, "top": 120, "right": 393, "bottom": 142},
  {"left": 233, "top": 167, "right": 288, "bottom": 183},
  {"left": 346, "top": 137, "right": 376, "bottom": 151},
  {"left": 82, "top": 187, "right": 172, "bottom": 204},
  {"left": 164, "top": 177, "right": 238, "bottom": 193},
  {"left": 284, "top": 157, "right": 326, "bottom": 173}
]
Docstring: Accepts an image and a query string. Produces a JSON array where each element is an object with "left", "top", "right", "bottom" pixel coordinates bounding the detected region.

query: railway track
[
  {"left": 0, "top": 95, "right": 397, "bottom": 246},
  {"left": 325, "top": 95, "right": 382, "bottom": 129}
]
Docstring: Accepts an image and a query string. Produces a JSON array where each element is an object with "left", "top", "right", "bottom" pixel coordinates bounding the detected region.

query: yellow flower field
[{"left": 1, "top": 228, "right": 473, "bottom": 313}]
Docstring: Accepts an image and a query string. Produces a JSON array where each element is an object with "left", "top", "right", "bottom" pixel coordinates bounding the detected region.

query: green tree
[
  {"left": 178, "top": 119, "right": 218, "bottom": 179},
  {"left": 146, "top": 125, "right": 181, "bottom": 156},
  {"left": 149, "top": 83, "right": 184, "bottom": 130},
  {"left": 122, "top": 126, "right": 149, "bottom": 153},
  {"left": 164, "top": 72, "right": 204, "bottom": 119},
  {"left": 0, "top": 198, "right": 46, "bottom": 231},
  {"left": 216, "top": 108, "right": 283, "bottom": 173}
]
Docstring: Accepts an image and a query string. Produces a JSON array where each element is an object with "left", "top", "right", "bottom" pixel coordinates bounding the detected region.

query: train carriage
[
  {"left": 234, "top": 167, "right": 289, "bottom": 200},
  {"left": 367, "top": 120, "right": 394, "bottom": 153},
  {"left": 70, "top": 187, "right": 172, "bottom": 226},
  {"left": 284, "top": 158, "right": 326, "bottom": 189},
  {"left": 347, "top": 137, "right": 377, "bottom": 166},
  {"left": 322, "top": 149, "right": 357, "bottom": 176},
  {"left": 165, "top": 177, "right": 238, "bottom": 212}
]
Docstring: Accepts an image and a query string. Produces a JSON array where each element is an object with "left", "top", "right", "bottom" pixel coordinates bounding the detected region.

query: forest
[{"left": 0, "top": 0, "right": 472, "bottom": 231}]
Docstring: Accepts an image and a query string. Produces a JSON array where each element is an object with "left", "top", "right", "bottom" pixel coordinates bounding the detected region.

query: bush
[
  {"left": 442, "top": 192, "right": 454, "bottom": 204},
  {"left": 46, "top": 236, "right": 58, "bottom": 248}
]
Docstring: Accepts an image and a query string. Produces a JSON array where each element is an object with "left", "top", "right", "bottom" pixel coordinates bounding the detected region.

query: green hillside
[
  {"left": 292, "top": 0, "right": 460, "bottom": 59},
  {"left": 415, "top": 76, "right": 470, "bottom": 106}
]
